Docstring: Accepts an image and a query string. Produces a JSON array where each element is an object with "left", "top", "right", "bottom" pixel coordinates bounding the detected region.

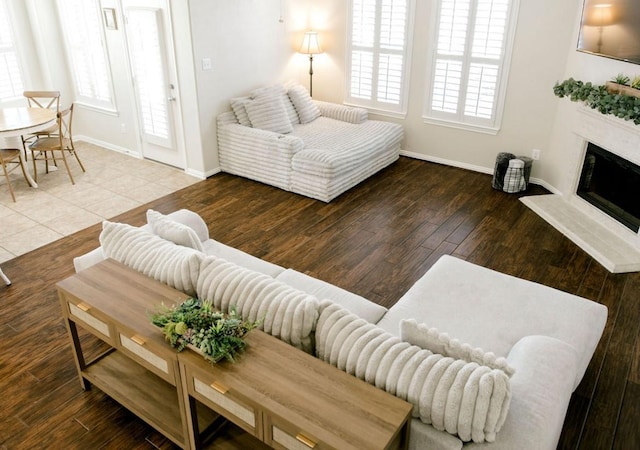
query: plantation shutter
[
  {"left": 57, "top": 0, "right": 114, "bottom": 108},
  {"left": 0, "top": 0, "right": 24, "bottom": 101},
  {"left": 428, "top": 0, "right": 513, "bottom": 128},
  {"left": 348, "top": 0, "right": 413, "bottom": 114}
]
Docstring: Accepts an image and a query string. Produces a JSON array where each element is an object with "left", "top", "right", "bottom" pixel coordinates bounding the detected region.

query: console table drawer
[
  {"left": 268, "top": 415, "right": 325, "bottom": 450},
  {"left": 189, "top": 373, "right": 258, "bottom": 436},
  {"left": 67, "top": 300, "right": 115, "bottom": 344},
  {"left": 117, "top": 330, "right": 175, "bottom": 384}
]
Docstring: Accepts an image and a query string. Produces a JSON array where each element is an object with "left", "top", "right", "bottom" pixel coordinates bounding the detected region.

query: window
[
  {"left": 346, "top": 0, "right": 415, "bottom": 116},
  {"left": 57, "top": 0, "right": 115, "bottom": 110},
  {"left": 424, "top": 0, "right": 519, "bottom": 133},
  {"left": 0, "top": 0, "right": 24, "bottom": 101}
]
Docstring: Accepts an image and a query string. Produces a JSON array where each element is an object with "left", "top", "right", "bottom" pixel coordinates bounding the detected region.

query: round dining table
[{"left": 0, "top": 107, "right": 57, "bottom": 189}]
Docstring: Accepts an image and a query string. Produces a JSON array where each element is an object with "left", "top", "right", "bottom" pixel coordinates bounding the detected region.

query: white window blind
[
  {"left": 347, "top": 0, "right": 414, "bottom": 115},
  {"left": 57, "top": 0, "right": 114, "bottom": 109},
  {"left": 0, "top": 0, "right": 24, "bottom": 101},
  {"left": 425, "top": 0, "right": 517, "bottom": 131}
]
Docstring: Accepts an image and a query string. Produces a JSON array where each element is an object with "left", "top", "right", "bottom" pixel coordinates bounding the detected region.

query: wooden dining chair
[
  {"left": 29, "top": 103, "right": 85, "bottom": 185},
  {"left": 21, "top": 91, "right": 61, "bottom": 155},
  {"left": 0, "top": 147, "right": 30, "bottom": 202}
]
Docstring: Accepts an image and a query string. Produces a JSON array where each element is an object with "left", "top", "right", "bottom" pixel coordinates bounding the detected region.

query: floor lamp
[{"left": 299, "top": 31, "right": 322, "bottom": 97}]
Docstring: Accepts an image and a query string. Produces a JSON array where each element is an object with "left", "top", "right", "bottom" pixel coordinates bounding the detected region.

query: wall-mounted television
[{"left": 577, "top": 0, "right": 640, "bottom": 65}]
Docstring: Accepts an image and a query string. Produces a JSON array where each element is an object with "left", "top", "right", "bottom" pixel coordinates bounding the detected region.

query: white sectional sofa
[
  {"left": 74, "top": 209, "right": 608, "bottom": 450},
  {"left": 217, "top": 83, "right": 404, "bottom": 202}
]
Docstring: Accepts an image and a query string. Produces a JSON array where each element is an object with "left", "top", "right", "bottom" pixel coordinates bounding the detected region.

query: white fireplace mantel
[{"left": 521, "top": 106, "right": 640, "bottom": 273}]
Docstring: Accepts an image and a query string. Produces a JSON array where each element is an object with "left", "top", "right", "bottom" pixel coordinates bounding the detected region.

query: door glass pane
[{"left": 127, "top": 8, "right": 169, "bottom": 141}]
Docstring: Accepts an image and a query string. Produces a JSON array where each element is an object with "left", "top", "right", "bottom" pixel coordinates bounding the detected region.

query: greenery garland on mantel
[{"left": 553, "top": 78, "right": 640, "bottom": 125}]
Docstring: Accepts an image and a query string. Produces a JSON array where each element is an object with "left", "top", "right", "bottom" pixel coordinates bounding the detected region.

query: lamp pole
[{"left": 308, "top": 54, "right": 314, "bottom": 97}]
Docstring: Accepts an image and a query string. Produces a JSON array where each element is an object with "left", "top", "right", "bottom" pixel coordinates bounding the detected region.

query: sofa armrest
[
  {"left": 217, "top": 121, "right": 304, "bottom": 190},
  {"left": 466, "top": 335, "right": 579, "bottom": 450},
  {"left": 314, "top": 100, "right": 368, "bottom": 124},
  {"left": 73, "top": 247, "right": 106, "bottom": 273}
]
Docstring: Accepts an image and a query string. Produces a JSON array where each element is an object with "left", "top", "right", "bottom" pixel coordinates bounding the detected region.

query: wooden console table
[{"left": 57, "top": 259, "right": 412, "bottom": 449}]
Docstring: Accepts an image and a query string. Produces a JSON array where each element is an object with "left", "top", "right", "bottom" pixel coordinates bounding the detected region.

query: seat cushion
[
  {"left": 275, "top": 268, "right": 387, "bottom": 323},
  {"left": 291, "top": 117, "right": 403, "bottom": 178},
  {"left": 201, "top": 239, "right": 284, "bottom": 277},
  {"left": 376, "top": 255, "right": 608, "bottom": 390}
]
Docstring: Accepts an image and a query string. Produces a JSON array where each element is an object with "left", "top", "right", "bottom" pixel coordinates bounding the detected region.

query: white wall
[
  {"left": 284, "top": 0, "right": 580, "bottom": 185},
  {"left": 187, "top": 0, "right": 293, "bottom": 173}
]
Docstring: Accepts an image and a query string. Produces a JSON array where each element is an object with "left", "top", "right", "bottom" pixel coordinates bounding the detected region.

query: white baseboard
[
  {"left": 399, "top": 150, "right": 561, "bottom": 194},
  {"left": 75, "top": 134, "right": 215, "bottom": 180}
]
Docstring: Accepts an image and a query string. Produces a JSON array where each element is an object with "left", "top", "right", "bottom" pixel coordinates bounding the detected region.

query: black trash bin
[{"left": 492, "top": 153, "right": 533, "bottom": 193}]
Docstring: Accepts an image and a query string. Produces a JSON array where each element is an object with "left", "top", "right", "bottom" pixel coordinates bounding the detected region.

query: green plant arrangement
[
  {"left": 632, "top": 76, "right": 640, "bottom": 90},
  {"left": 611, "top": 73, "right": 631, "bottom": 86},
  {"left": 553, "top": 78, "right": 640, "bottom": 125},
  {"left": 151, "top": 298, "right": 259, "bottom": 363}
]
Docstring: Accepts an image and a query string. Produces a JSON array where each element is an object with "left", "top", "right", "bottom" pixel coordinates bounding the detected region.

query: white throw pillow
[
  {"left": 147, "top": 209, "right": 204, "bottom": 252},
  {"left": 245, "top": 94, "right": 293, "bottom": 134},
  {"left": 400, "top": 319, "right": 515, "bottom": 377},
  {"left": 287, "top": 84, "right": 321, "bottom": 124},
  {"left": 252, "top": 84, "right": 299, "bottom": 125},
  {"left": 99, "top": 221, "right": 204, "bottom": 296},
  {"left": 316, "top": 302, "right": 511, "bottom": 443},
  {"left": 229, "top": 96, "right": 252, "bottom": 127},
  {"left": 197, "top": 255, "right": 319, "bottom": 353}
]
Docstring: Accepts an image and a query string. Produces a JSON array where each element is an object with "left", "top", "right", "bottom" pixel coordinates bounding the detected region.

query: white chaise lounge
[{"left": 217, "top": 83, "right": 403, "bottom": 202}]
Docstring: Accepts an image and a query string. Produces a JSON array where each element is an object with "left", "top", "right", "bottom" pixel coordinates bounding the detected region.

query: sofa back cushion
[
  {"left": 287, "top": 83, "right": 321, "bottom": 124},
  {"left": 147, "top": 209, "right": 204, "bottom": 252},
  {"left": 401, "top": 319, "right": 515, "bottom": 377},
  {"left": 316, "top": 301, "right": 512, "bottom": 444},
  {"left": 197, "top": 255, "right": 319, "bottom": 353},
  {"left": 99, "top": 221, "right": 203, "bottom": 296},
  {"left": 245, "top": 93, "right": 293, "bottom": 134},
  {"left": 229, "top": 96, "right": 252, "bottom": 127}
]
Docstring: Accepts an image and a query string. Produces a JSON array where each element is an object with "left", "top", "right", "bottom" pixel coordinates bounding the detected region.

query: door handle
[{"left": 167, "top": 96, "right": 176, "bottom": 102}]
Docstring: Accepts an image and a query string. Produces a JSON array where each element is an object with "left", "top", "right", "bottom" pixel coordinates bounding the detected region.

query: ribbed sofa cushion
[
  {"left": 315, "top": 301, "right": 512, "bottom": 443},
  {"left": 401, "top": 319, "right": 516, "bottom": 377},
  {"left": 99, "top": 221, "right": 203, "bottom": 296},
  {"left": 197, "top": 255, "right": 319, "bottom": 353}
]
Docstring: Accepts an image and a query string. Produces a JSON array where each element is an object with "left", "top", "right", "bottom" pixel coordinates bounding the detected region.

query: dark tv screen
[{"left": 577, "top": 0, "right": 640, "bottom": 65}]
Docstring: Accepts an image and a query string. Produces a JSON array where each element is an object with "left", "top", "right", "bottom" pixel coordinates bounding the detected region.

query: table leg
[
  {"left": 1, "top": 267, "right": 10, "bottom": 285},
  {"left": 19, "top": 146, "right": 37, "bottom": 188}
]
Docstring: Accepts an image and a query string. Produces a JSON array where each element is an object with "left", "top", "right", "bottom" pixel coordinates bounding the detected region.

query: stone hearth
[{"left": 521, "top": 107, "right": 640, "bottom": 273}]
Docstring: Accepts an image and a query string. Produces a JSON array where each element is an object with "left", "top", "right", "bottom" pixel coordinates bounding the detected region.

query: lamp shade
[
  {"left": 299, "top": 31, "right": 322, "bottom": 55},
  {"left": 584, "top": 3, "right": 615, "bottom": 27}
]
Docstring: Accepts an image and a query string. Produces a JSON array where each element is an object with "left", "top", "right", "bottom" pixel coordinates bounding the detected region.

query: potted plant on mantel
[
  {"left": 553, "top": 76, "right": 640, "bottom": 125},
  {"left": 604, "top": 73, "right": 640, "bottom": 99}
]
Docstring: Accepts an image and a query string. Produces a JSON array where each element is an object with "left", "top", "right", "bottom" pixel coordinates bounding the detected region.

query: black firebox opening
[{"left": 577, "top": 143, "right": 640, "bottom": 233}]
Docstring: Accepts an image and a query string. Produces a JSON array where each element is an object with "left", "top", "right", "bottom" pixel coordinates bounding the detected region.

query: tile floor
[{"left": 0, "top": 141, "right": 200, "bottom": 263}]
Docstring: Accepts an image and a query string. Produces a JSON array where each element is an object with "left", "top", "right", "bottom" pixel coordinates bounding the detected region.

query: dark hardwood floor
[{"left": 0, "top": 156, "right": 638, "bottom": 449}]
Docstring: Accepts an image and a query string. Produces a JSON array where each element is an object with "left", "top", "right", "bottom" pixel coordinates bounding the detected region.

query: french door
[{"left": 122, "top": 0, "right": 184, "bottom": 168}]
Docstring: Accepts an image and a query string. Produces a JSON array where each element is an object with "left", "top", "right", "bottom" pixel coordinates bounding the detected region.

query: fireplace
[
  {"left": 577, "top": 142, "right": 640, "bottom": 233},
  {"left": 520, "top": 107, "right": 640, "bottom": 273}
]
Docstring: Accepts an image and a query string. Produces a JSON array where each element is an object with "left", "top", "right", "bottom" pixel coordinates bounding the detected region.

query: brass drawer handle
[
  {"left": 210, "top": 381, "right": 228, "bottom": 394},
  {"left": 130, "top": 335, "right": 145, "bottom": 346},
  {"left": 76, "top": 302, "right": 90, "bottom": 312},
  {"left": 295, "top": 433, "right": 316, "bottom": 448}
]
